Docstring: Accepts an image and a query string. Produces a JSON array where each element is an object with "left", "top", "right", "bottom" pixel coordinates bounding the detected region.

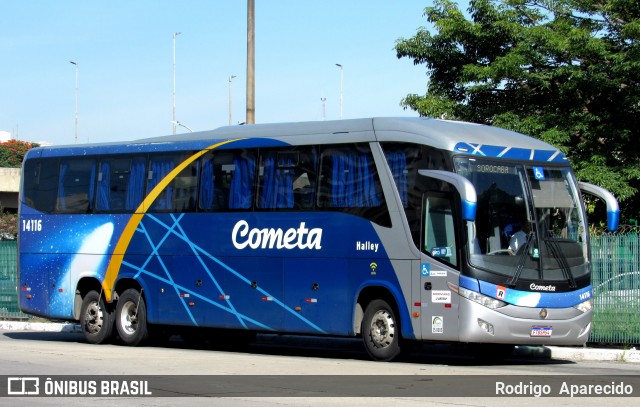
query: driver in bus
[{"left": 509, "top": 220, "right": 531, "bottom": 253}]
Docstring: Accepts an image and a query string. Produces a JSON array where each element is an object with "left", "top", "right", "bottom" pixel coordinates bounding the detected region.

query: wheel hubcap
[
  {"left": 84, "top": 301, "right": 103, "bottom": 334},
  {"left": 370, "top": 310, "right": 395, "bottom": 348},
  {"left": 120, "top": 301, "right": 138, "bottom": 335}
]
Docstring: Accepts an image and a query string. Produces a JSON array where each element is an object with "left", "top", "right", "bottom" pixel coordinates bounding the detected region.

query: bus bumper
[{"left": 458, "top": 297, "right": 591, "bottom": 346}]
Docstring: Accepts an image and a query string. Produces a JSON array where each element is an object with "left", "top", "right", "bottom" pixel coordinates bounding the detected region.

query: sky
[{"left": 0, "top": 0, "right": 438, "bottom": 146}]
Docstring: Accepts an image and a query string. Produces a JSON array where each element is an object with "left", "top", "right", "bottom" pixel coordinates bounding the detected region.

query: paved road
[{"left": 0, "top": 330, "right": 638, "bottom": 406}]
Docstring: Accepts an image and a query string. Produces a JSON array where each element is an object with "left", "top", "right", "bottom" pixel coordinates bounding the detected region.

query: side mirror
[
  {"left": 578, "top": 182, "right": 620, "bottom": 231},
  {"left": 418, "top": 170, "right": 477, "bottom": 221}
]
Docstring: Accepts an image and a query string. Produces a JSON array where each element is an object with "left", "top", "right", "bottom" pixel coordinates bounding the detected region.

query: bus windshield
[{"left": 454, "top": 157, "right": 588, "bottom": 286}]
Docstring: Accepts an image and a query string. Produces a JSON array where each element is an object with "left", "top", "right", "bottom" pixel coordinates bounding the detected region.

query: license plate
[{"left": 530, "top": 326, "right": 552, "bottom": 337}]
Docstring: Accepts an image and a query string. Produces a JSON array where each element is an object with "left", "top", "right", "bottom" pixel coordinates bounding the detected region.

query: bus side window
[
  {"left": 317, "top": 144, "right": 389, "bottom": 226},
  {"left": 199, "top": 150, "right": 256, "bottom": 211},
  {"left": 291, "top": 148, "right": 317, "bottom": 209},
  {"left": 147, "top": 153, "right": 198, "bottom": 213},
  {"left": 22, "top": 158, "right": 59, "bottom": 213},
  {"left": 172, "top": 159, "right": 198, "bottom": 213},
  {"left": 96, "top": 157, "right": 146, "bottom": 212},
  {"left": 56, "top": 159, "right": 97, "bottom": 213},
  {"left": 381, "top": 142, "right": 452, "bottom": 249},
  {"left": 257, "top": 147, "right": 317, "bottom": 210},
  {"left": 423, "top": 193, "right": 458, "bottom": 268}
]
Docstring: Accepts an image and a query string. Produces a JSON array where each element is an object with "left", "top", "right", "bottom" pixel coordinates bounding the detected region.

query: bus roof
[
  {"left": 138, "top": 117, "right": 550, "bottom": 148},
  {"left": 30, "top": 117, "right": 566, "bottom": 162}
]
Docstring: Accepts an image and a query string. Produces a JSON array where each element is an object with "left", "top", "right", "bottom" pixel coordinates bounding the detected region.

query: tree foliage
[
  {"left": 395, "top": 0, "right": 640, "bottom": 218},
  {"left": 0, "top": 139, "right": 38, "bottom": 168}
]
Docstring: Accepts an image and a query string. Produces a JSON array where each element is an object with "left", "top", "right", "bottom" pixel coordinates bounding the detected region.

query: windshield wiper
[
  {"left": 544, "top": 232, "right": 577, "bottom": 289},
  {"left": 507, "top": 231, "right": 534, "bottom": 288}
]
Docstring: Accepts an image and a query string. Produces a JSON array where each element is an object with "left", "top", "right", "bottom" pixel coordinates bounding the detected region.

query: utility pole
[
  {"left": 173, "top": 32, "right": 181, "bottom": 135},
  {"left": 246, "top": 0, "right": 255, "bottom": 124},
  {"left": 229, "top": 75, "right": 236, "bottom": 125},
  {"left": 336, "top": 63, "right": 343, "bottom": 120},
  {"left": 70, "top": 61, "right": 79, "bottom": 143}
]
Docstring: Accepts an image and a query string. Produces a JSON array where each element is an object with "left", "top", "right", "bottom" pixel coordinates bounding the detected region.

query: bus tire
[
  {"left": 80, "top": 290, "right": 113, "bottom": 344},
  {"left": 362, "top": 299, "right": 401, "bottom": 361},
  {"left": 115, "top": 289, "right": 148, "bottom": 346}
]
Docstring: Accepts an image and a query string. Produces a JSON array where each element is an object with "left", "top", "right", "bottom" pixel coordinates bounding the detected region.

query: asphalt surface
[{"left": 1, "top": 320, "right": 638, "bottom": 363}]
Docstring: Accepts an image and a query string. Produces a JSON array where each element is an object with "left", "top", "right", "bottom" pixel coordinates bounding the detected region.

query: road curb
[
  {"left": 514, "top": 344, "right": 640, "bottom": 363},
  {"left": 546, "top": 346, "right": 640, "bottom": 363},
  {"left": 0, "top": 321, "right": 81, "bottom": 333}
]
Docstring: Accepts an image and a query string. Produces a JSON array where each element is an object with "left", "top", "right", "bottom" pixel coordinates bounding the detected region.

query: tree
[
  {"left": 0, "top": 139, "right": 38, "bottom": 168},
  {"left": 395, "top": 0, "right": 640, "bottom": 219},
  {"left": 0, "top": 139, "right": 37, "bottom": 238}
]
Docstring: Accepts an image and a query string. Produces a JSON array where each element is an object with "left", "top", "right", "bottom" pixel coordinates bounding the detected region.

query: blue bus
[{"left": 18, "top": 117, "right": 619, "bottom": 361}]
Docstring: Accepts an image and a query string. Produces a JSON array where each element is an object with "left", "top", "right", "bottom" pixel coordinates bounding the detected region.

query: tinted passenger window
[
  {"left": 257, "top": 147, "right": 317, "bottom": 210},
  {"left": 96, "top": 157, "right": 146, "bottom": 212},
  {"left": 318, "top": 144, "right": 389, "bottom": 226},
  {"left": 57, "top": 159, "right": 96, "bottom": 213},
  {"left": 147, "top": 154, "right": 198, "bottom": 212},
  {"left": 381, "top": 142, "right": 451, "bottom": 247},
  {"left": 22, "top": 158, "right": 59, "bottom": 213},
  {"left": 199, "top": 149, "right": 256, "bottom": 211}
]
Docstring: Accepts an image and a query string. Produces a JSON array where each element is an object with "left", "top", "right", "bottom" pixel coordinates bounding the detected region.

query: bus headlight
[
  {"left": 575, "top": 298, "right": 592, "bottom": 313},
  {"left": 458, "top": 286, "right": 507, "bottom": 309}
]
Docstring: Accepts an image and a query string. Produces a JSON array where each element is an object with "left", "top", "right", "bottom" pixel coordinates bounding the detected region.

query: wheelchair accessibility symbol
[
  {"left": 533, "top": 166, "right": 545, "bottom": 180},
  {"left": 421, "top": 263, "right": 430, "bottom": 276}
]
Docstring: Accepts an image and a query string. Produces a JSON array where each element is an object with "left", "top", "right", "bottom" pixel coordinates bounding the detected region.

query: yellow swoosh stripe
[{"left": 101, "top": 138, "right": 242, "bottom": 302}]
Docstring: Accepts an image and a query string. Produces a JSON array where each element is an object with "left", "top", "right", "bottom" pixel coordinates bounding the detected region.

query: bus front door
[{"left": 419, "top": 192, "right": 460, "bottom": 341}]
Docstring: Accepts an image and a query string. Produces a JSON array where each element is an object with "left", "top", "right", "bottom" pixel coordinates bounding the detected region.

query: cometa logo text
[{"left": 232, "top": 220, "right": 323, "bottom": 250}]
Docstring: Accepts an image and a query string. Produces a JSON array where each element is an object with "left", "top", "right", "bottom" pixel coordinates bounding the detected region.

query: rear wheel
[
  {"left": 362, "top": 299, "right": 401, "bottom": 361},
  {"left": 115, "top": 289, "right": 148, "bottom": 346},
  {"left": 80, "top": 290, "right": 113, "bottom": 344}
]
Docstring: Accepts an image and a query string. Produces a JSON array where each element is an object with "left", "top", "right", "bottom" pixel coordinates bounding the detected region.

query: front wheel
[
  {"left": 361, "top": 299, "right": 401, "bottom": 361},
  {"left": 80, "top": 290, "right": 113, "bottom": 344},
  {"left": 115, "top": 288, "right": 148, "bottom": 346}
]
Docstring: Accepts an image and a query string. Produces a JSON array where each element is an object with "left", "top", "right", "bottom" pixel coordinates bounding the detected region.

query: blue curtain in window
[
  {"left": 330, "top": 151, "right": 380, "bottom": 208},
  {"left": 57, "top": 163, "right": 69, "bottom": 210},
  {"left": 260, "top": 154, "right": 277, "bottom": 208},
  {"left": 385, "top": 151, "right": 408, "bottom": 208},
  {"left": 331, "top": 153, "right": 345, "bottom": 207},
  {"left": 230, "top": 155, "right": 255, "bottom": 209},
  {"left": 147, "top": 158, "right": 175, "bottom": 210},
  {"left": 97, "top": 162, "right": 111, "bottom": 210},
  {"left": 277, "top": 169, "right": 294, "bottom": 208},
  {"left": 357, "top": 153, "right": 376, "bottom": 207},
  {"left": 126, "top": 159, "right": 145, "bottom": 211},
  {"left": 199, "top": 158, "right": 215, "bottom": 209},
  {"left": 276, "top": 154, "right": 294, "bottom": 208},
  {"left": 260, "top": 153, "right": 294, "bottom": 209},
  {"left": 88, "top": 162, "right": 96, "bottom": 211}
]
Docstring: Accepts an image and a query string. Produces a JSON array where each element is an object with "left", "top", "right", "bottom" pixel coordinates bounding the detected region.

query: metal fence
[
  {"left": 590, "top": 232, "right": 640, "bottom": 345},
  {"left": 0, "top": 241, "right": 23, "bottom": 319},
  {"left": 1, "top": 235, "right": 639, "bottom": 344}
]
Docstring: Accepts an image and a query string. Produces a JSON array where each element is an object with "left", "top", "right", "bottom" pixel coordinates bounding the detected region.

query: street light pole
[
  {"left": 246, "top": 0, "right": 255, "bottom": 124},
  {"left": 70, "top": 61, "right": 78, "bottom": 144},
  {"left": 173, "top": 32, "right": 181, "bottom": 135},
  {"left": 229, "top": 75, "right": 236, "bottom": 126},
  {"left": 335, "top": 63, "right": 343, "bottom": 120}
]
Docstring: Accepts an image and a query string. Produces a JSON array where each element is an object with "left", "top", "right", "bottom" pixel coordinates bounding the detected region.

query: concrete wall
[{"left": 0, "top": 168, "right": 20, "bottom": 211}]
